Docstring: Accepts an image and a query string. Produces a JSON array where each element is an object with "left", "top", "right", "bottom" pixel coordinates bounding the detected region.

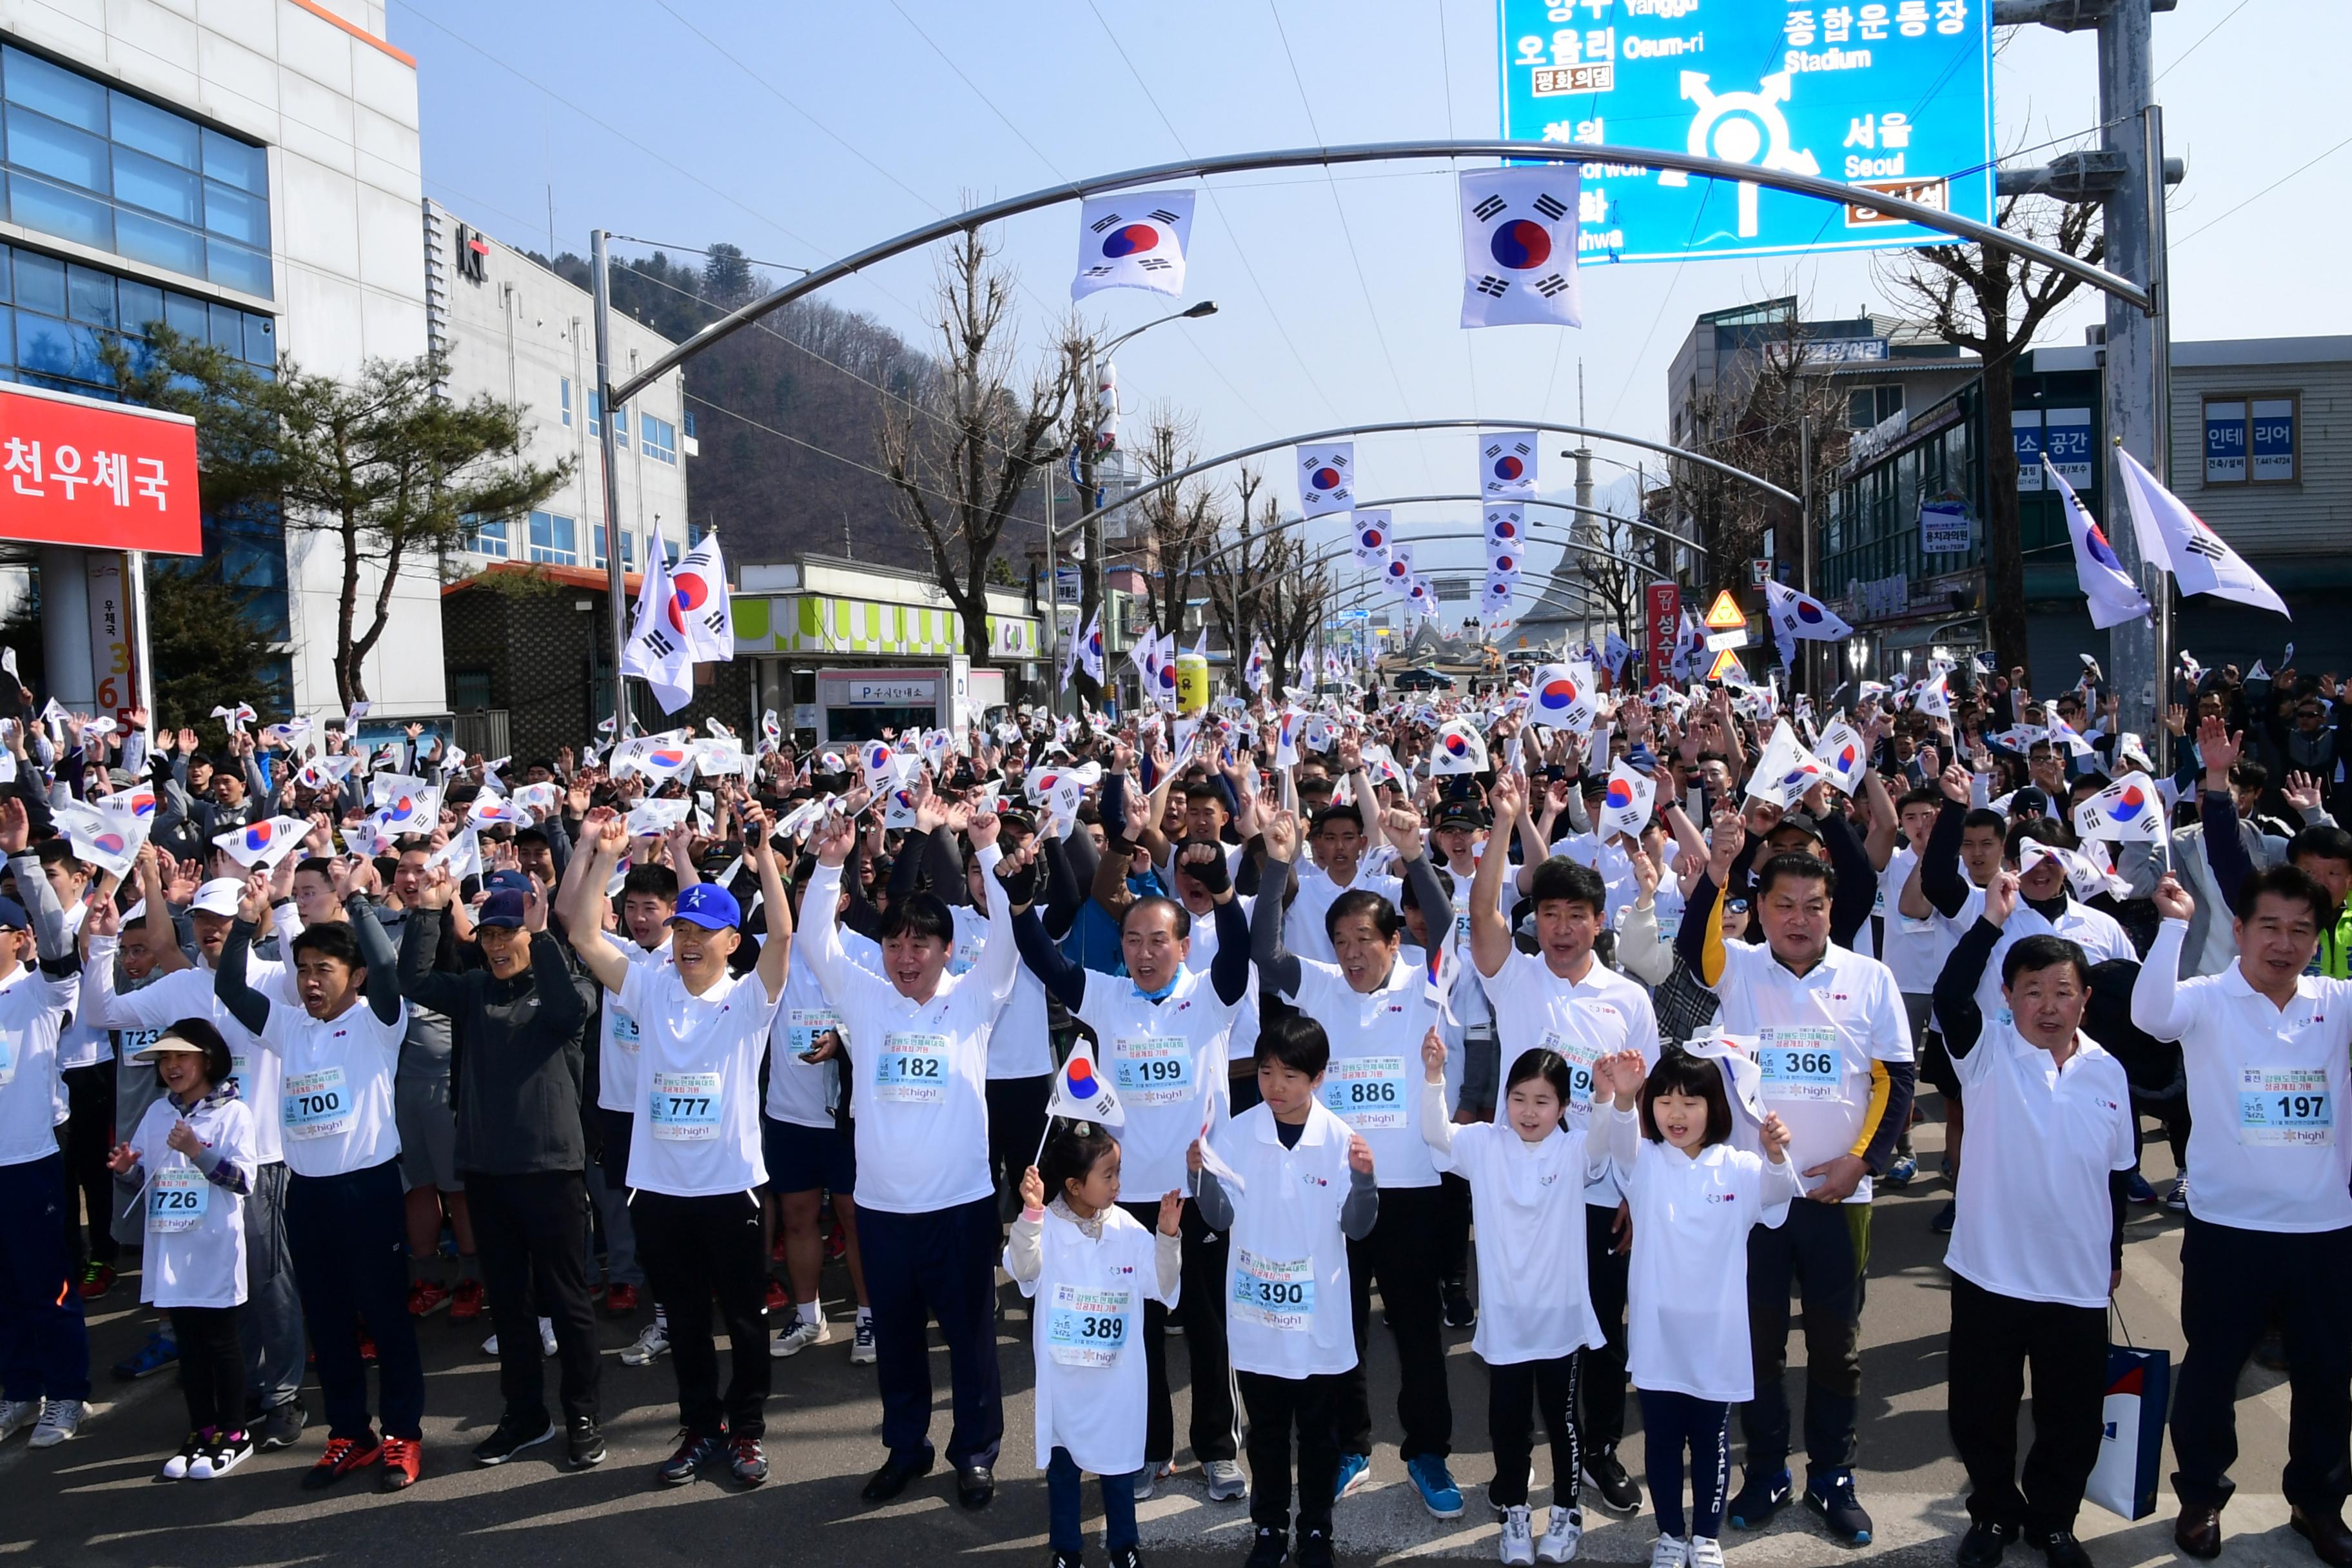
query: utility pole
[
  {"left": 591, "top": 228, "right": 630, "bottom": 738},
  {"left": 1571, "top": 362, "right": 1596, "bottom": 651}
]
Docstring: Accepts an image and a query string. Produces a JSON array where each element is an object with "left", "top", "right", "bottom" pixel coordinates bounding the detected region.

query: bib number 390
[{"left": 1230, "top": 1248, "right": 1315, "bottom": 1333}]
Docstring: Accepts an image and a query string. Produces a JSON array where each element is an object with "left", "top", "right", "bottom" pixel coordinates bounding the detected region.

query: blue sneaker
[
  {"left": 1885, "top": 1153, "right": 1917, "bottom": 1187},
  {"left": 1333, "top": 1452, "right": 1371, "bottom": 1500},
  {"left": 1932, "top": 1199, "right": 1957, "bottom": 1234},
  {"left": 112, "top": 1329, "right": 179, "bottom": 1381},
  {"left": 1406, "top": 1455, "right": 1464, "bottom": 1519},
  {"left": 1804, "top": 1468, "right": 1874, "bottom": 1545},
  {"left": 1725, "top": 1467, "right": 1792, "bottom": 1530},
  {"left": 2125, "top": 1170, "right": 2159, "bottom": 1206}
]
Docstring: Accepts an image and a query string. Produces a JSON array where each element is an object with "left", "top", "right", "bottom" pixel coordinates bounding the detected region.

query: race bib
[
  {"left": 786, "top": 1008, "right": 843, "bottom": 1058},
  {"left": 874, "top": 1032, "right": 949, "bottom": 1105},
  {"left": 0, "top": 1030, "right": 14, "bottom": 1087},
  {"left": 1044, "top": 1282, "right": 1132, "bottom": 1367},
  {"left": 281, "top": 1066, "right": 352, "bottom": 1139},
  {"left": 222, "top": 1050, "right": 249, "bottom": 1102},
  {"left": 1654, "top": 911, "right": 1682, "bottom": 946},
  {"left": 609, "top": 1008, "right": 642, "bottom": 1050},
  {"left": 649, "top": 1071, "right": 722, "bottom": 1142},
  {"left": 1230, "top": 1248, "right": 1315, "bottom": 1332},
  {"left": 1541, "top": 1028, "right": 1602, "bottom": 1106},
  {"left": 2239, "top": 1066, "right": 2333, "bottom": 1148},
  {"left": 1320, "top": 1055, "right": 1407, "bottom": 1131},
  {"left": 1757, "top": 1026, "right": 1843, "bottom": 1103},
  {"left": 1113, "top": 1035, "right": 1193, "bottom": 1107},
  {"left": 948, "top": 934, "right": 983, "bottom": 976},
  {"left": 147, "top": 1166, "right": 209, "bottom": 1233}
]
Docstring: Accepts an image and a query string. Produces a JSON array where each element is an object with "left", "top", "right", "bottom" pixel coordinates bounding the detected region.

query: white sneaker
[
  {"left": 1648, "top": 1534, "right": 1689, "bottom": 1568},
  {"left": 1499, "top": 1503, "right": 1537, "bottom": 1565},
  {"left": 1204, "top": 1458, "right": 1248, "bottom": 1501},
  {"left": 28, "top": 1398, "right": 84, "bottom": 1448},
  {"left": 848, "top": 1315, "right": 876, "bottom": 1365},
  {"left": 0, "top": 1399, "right": 40, "bottom": 1444},
  {"left": 162, "top": 1433, "right": 204, "bottom": 1480},
  {"left": 1537, "top": 1504, "right": 1584, "bottom": 1562},
  {"left": 482, "top": 1331, "right": 500, "bottom": 1356},
  {"left": 621, "top": 1322, "right": 671, "bottom": 1366},
  {"left": 770, "top": 1318, "right": 828, "bottom": 1358},
  {"left": 1687, "top": 1538, "right": 1725, "bottom": 1568},
  {"left": 536, "top": 1317, "right": 556, "bottom": 1358}
]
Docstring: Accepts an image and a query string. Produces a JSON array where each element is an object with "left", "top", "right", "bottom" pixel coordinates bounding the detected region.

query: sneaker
[
  {"left": 1957, "top": 1519, "right": 2019, "bottom": 1567},
  {"left": 1648, "top": 1536, "right": 1688, "bottom": 1568},
  {"left": 850, "top": 1315, "right": 877, "bottom": 1364},
  {"left": 622, "top": 1322, "right": 671, "bottom": 1366},
  {"left": 1132, "top": 1458, "right": 1172, "bottom": 1500},
  {"left": 1049, "top": 1553, "right": 1083, "bottom": 1568},
  {"left": 0, "top": 1399, "right": 39, "bottom": 1444},
  {"left": 1408, "top": 1455, "right": 1465, "bottom": 1519},
  {"left": 1204, "top": 1458, "right": 1248, "bottom": 1501},
  {"left": 302, "top": 1433, "right": 382, "bottom": 1490},
  {"left": 729, "top": 1435, "right": 769, "bottom": 1487},
  {"left": 255, "top": 1400, "right": 309, "bottom": 1450},
  {"left": 2124, "top": 1170, "right": 2159, "bottom": 1206},
  {"left": 1295, "top": 1525, "right": 1333, "bottom": 1568},
  {"left": 1500, "top": 1504, "right": 1537, "bottom": 1565},
  {"left": 357, "top": 1331, "right": 378, "bottom": 1362},
  {"left": 1333, "top": 1451, "right": 1371, "bottom": 1500},
  {"left": 1536, "top": 1505, "right": 1585, "bottom": 1563},
  {"left": 1106, "top": 1547, "right": 1144, "bottom": 1568},
  {"left": 1725, "top": 1468, "right": 1792, "bottom": 1530},
  {"left": 657, "top": 1429, "right": 726, "bottom": 1486},
  {"left": 1244, "top": 1525, "right": 1289, "bottom": 1568},
  {"left": 604, "top": 1282, "right": 640, "bottom": 1317},
  {"left": 770, "top": 1318, "right": 828, "bottom": 1358},
  {"left": 113, "top": 1328, "right": 180, "bottom": 1380},
  {"left": 1443, "top": 1279, "right": 1478, "bottom": 1329},
  {"left": 471, "top": 1411, "right": 555, "bottom": 1466},
  {"left": 1932, "top": 1200, "right": 1957, "bottom": 1235},
  {"left": 1803, "top": 1468, "right": 1873, "bottom": 1545},
  {"left": 567, "top": 1416, "right": 606, "bottom": 1469},
  {"left": 379, "top": 1435, "right": 421, "bottom": 1491},
  {"left": 1584, "top": 1447, "right": 1642, "bottom": 1514},
  {"left": 28, "top": 1398, "right": 83, "bottom": 1448},
  {"left": 190, "top": 1430, "right": 253, "bottom": 1480},
  {"left": 2253, "top": 1328, "right": 2289, "bottom": 1373},
  {"left": 78, "top": 1261, "right": 115, "bottom": 1300},
  {"left": 2164, "top": 1171, "right": 2190, "bottom": 1213},
  {"left": 763, "top": 1279, "right": 789, "bottom": 1315},
  {"left": 162, "top": 1431, "right": 206, "bottom": 1480},
  {"left": 407, "top": 1280, "right": 451, "bottom": 1317},
  {"left": 451, "top": 1279, "right": 485, "bottom": 1323},
  {"left": 1687, "top": 1538, "right": 1725, "bottom": 1568},
  {"left": 1885, "top": 1152, "right": 1917, "bottom": 1186}
]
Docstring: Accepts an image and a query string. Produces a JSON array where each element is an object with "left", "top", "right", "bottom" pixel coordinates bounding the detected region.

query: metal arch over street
[
  {"left": 1187, "top": 491, "right": 1705, "bottom": 577},
  {"left": 607, "top": 138, "right": 2148, "bottom": 407},
  {"left": 1246, "top": 522, "right": 1665, "bottom": 610}
]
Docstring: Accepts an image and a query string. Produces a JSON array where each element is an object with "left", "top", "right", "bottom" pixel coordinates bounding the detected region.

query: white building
[{"left": 427, "top": 198, "right": 690, "bottom": 582}]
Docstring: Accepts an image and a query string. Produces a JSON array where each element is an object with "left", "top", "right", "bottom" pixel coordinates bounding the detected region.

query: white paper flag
[
  {"left": 1745, "top": 720, "right": 1828, "bottom": 808},
  {"left": 1429, "top": 720, "right": 1489, "bottom": 776},
  {"left": 2073, "top": 770, "right": 2164, "bottom": 844},
  {"left": 52, "top": 800, "right": 138, "bottom": 879},
  {"left": 1812, "top": 720, "right": 1869, "bottom": 796},
  {"left": 1525, "top": 663, "right": 1598, "bottom": 732},
  {"left": 213, "top": 814, "right": 310, "bottom": 870}
]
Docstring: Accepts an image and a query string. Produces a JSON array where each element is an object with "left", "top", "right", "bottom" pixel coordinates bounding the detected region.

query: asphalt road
[{"left": 0, "top": 1114, "right": 2309, "bottom": 1567}]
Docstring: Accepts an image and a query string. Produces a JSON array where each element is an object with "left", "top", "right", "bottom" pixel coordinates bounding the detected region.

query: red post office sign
[{"left": 0, "top": 382, "right": 202, "bottom": 555}]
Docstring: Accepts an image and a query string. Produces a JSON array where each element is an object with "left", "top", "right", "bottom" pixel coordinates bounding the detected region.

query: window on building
[
  {"left": 1848, "top": 384, "right": 1903, "bottom": 429},
  {"left": 593, "top": 523, "right": 634, "bottom": 569},
  {"left": 527, "top": 510, "right": 577, "bottom": 564},
  {"left": 640, "top": 413, "right": 676, "bottom": 464},
  {"left": 460, "top": 513, "right": 508, "bottom": 557},
  {"left": 2204, "top": 395, "right": 2297, "bottom": 485},
  {"left": 588, "top": 388, "right": 598, "bottom": 438},
  {"left": 560, "top": 376, "right": 572, "bottom": 427},
  {"left": 681, "top": 410, "right": 696, "bottom": 440},
  {"left": 450, "top": 668, "right": 493, "bottom": 712}
]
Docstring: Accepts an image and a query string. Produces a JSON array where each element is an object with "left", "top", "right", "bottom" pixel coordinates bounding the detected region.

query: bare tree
[
  {"left": 1877, "top": 195, "right": 2103, "bottom": 667},
  {"left": 1129, "top": 404, "right": 1223, "bottom": 646},
  {"left": 1202, "top": 473, "right": 1326, "bottom": 692},
  {"left": 879, "top": 226, "right": 1075, "bottom": 667}
]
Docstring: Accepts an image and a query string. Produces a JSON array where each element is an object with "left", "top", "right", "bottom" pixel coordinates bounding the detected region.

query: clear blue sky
[{"left": 387, "top": 0, "right": 2337, "bottom": 575}]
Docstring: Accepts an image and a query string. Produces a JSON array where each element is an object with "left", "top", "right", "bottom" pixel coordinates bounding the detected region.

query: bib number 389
[{"left": 1044, "top": 1284, "right": 1132, "bottom": 1367}]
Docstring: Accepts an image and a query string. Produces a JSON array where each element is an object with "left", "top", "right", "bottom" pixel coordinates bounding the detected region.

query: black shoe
[
  {"left": 566, "top": 1416, "right": 606, "bottom": 1469},
  {"left": 1244, "top": 1525, "right": 1289, "bottom": 1568},
  {"left": 1583, "top": 1447, "right": 1642, "bottom": 1514},
  {"left": 656, "top": 1429, "right": 727, "bottom": 1486},
  {"left": 729, "top": 1436, "right": 769, "bottom": 1487},
  {"left": 1442, "top": 1279, "right": 1476, "bottom": 1330},
  {"left": 1048, "top": 1553, "right": 1084, "bottom": 1568},
  {"left": 255, "top": 1399, "right": 309, "bottom": 1451},
  {"left": 2032, "top": 1529, "right": 2092, "bottom": 1568},
  {"left": 862, "top": 1447, "right": 935, "bottom": 1503},
  {"left": 957, "top": 1462, "right": 995, "bottom": 1510},
  {"left": 2253, "top": 1328, "right": 2290, "bottom": 1373},
  {"left": 471, "top": 1411, "right": 555, "bottom": 1467},
  {"left": 1932, "top": 1199, "right": 1958, "bottom": 1234},
  {"left": 1293, "top": 1525, "right": 1333, "bottom": 1568},
  {"left": 1725, "top": 1467, "right": 1793, "bottom": 1531},
  {"left": 1804, "top": 1468, "right": 1874, "bottom": 1545},
  {"left": 1958, "top": 1519, "right": 2019, "bottom": 1566},
  {"left": 1106, "top": 1547, "right": 1143, "bottom": 1568}
]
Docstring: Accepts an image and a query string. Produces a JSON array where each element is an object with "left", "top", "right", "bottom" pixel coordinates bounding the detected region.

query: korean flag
[
  {"left": 1349, "top": 508, "right": 1394, "bottom": 567},
  {"left": 1297, "top": 442, "right": 1355, "bottom": 518},
  {"left": 1482, "top": 573, "right": 1515, "bottom": 614},
  {"left": 1072, "top": 189, "right": 1195, "bottom": 302},
  {"left": 1485, "top": 507, "right": 1524, "bottom": 558},
  {"left": 1480, "top": 431, "right": 1539, "bottom": 498},
  {"left": 1459, "top": 168, "right": 1582, "bottom": 329}
]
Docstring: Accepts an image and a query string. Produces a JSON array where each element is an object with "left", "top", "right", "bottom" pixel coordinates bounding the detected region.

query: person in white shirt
[
  {"left": 1675, "top": 805, "right": 1915, "bottom": 1547},
  {"left": 1256, "top": 799, "right": 1463, "bottom": 1518},
  {"left": 1282, "top": 803, "right": 1403, "bottom": 967},
  {"left": 799, "top": 801, "right": 1019, "bottom": 1513},
  {"left": 1423, "top": 798, "right": 1494, "bottom": 1332},
  {"left": 562, "top": 803, "right": 790, "bottom": 1492},
  {"left": 214, "top": 858, "right": 420, "bottom": 1493},
  {"left": 1473, "top": 771, "right": 1660, "bottom": 1520},
  {"left": 594, "top": 861, "right": 681, "bottom": 1366},
  {"left": 37, "top": 840, "right": 118, "bottom": 1304},
  {"left": 1190, "top": 1014, "right": 1380, "bottom": 1568},
  {"left": 1603, "top": 1048, "right": 1799, "bottom": 1568},
  {"left": 2133, "top": 865, "right": 2352, "bottom": 1566},
  {"left": 104, "top": 1021, "right": 257, "bottom": 1482},
  {"left": 1006, "top": 1122, "right": 1183, "bottom": 1568}
]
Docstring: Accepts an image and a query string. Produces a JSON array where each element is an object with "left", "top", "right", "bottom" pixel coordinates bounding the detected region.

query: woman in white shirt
[{"left": 1604, "top": 1051, "right": 1799, "bottom": 1568}]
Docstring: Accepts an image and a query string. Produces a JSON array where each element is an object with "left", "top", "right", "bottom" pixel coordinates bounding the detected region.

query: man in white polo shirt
[{"left": 2135, "top": 866, "right": 2352, "bottom": 1566}]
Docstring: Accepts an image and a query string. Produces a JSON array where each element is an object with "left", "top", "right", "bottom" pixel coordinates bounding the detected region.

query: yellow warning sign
[
  {"left": 1707, "top": 649, "right": 1750, "bottom": 683},
  {"left": 1703, "top": 590, "right": 1746, "bottom": 631}
]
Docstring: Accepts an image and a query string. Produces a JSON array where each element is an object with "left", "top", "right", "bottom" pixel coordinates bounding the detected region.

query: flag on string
[
  {"left": 1297, "top": 443, "right": 1355, "bottom": 518},
  {"left": 1480, "top": 431, "right": 1539, "bottom": 498},
  {"left": 1071, "top": 190, "right": 1195, "bottom": 302},
  {"left": 1485, "top": 506, "right": 1524, "bottom": 556},
  {"left": 1458, "top": 168, "right": 1583, "bottom": 328},
  {"left": 1351, "top": 509, "right": 1393, "bottom": 567}
]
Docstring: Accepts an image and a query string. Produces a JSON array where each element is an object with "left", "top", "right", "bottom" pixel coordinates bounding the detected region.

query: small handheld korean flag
[
  {"left": 1525, "top": 663, "right": 1596, "bottom": 732},
  {"left": 1745, "top": 720, "right": 1827, "bottom": 808},
  {"left": 51, "top": 800, "right": 138, "bottom": 880},
  {"left": 1349, "top": 509, "right": 1393, "bottom": 567},
  {"left": 1459, "top": 168, "right": 1582, "bottom": 328},
  {"left": 1072, "top": 189, "right": 1195, "bottom": 302},
  {"left": 2050, "top": 457, "right": 2151, "bottom": 629},
  {"left": 1297, "top": 443, "right": 1355, "bottom": 518},
  {"left": 215, "top": 814, "right": 310, "bottom": 871},
  {"left": 1812, "top": 720, "right": 1869, "bottom": 796},
  {"left": 1045, "top": 1039, "right": 1124, "bottom": 1128},
  {"left": 1429, "top": 719, "right": 1488, "bottom": 776},
  {"left": 1597, "top": 760, "right": 1656, "bottom": 842},
  {"left": 2073, "top": 770, "right": 2164, "bottom": 845},
  {"left": 1480, "top": 431, "right": 1539, "bottom": 498}
]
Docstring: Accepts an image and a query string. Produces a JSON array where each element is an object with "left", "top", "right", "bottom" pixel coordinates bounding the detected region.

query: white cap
[{"left": 191, "top": 878, "right": 244, "bottom": 917}]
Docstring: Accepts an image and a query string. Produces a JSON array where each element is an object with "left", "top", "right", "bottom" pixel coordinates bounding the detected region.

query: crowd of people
[{"left": 0, "top": 654, "right": 2349, "bottom": 1568}]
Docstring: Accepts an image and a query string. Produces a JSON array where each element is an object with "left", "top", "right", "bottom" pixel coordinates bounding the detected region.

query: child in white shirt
[
  {"left": 1603, "top": 1051, "right": 1799, "bottom": 1568},
  {"left": 1005, "top": 1121, "right": 1182, "bottom": 1568}
]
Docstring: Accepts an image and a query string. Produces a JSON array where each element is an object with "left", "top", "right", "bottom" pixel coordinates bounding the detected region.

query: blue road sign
[{"left": 1496, "top": 0, "right": 1994, "bottom": 264}]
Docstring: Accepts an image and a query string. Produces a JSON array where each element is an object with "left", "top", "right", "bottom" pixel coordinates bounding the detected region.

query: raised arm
[
  {"left": 2131, "top": 878, "right": 2198, "bottom": 1040},
  {"left": 1471, "top": 771, "right": 1526, "bottom": 979},
  {"left": 743, "top": 802, "right": 792, "bottom": 1004},
  {"left": 966, "top": 810, "right": 1017, "bottom": 1007},
  {"left": 1860, "top": 764, "right": 1899, "bottom": 870},
  {"left": 560, "top": 812, "right": 636, "bottom": 997},
  {"left": 1932, "top": 870, "right": 2015, "bottom": 1062},
  {"left": 395, "top": 888, "right": 471, "bottom": 1018},
  {"left": 1917, "top": 772, "right": 1977, "bottom": 919},
  {"left": 1010, "top": 905, "right": 1087, "bottom": 1010},
  {"left": 213, "top": 870, "right": 273, "bottom": 1037},
  {"left": 343, "top": 878, "right": 403, "bottom": 1027},
  {"left": 1251, "top": 807, "right": 1306, "bottom": 997}
]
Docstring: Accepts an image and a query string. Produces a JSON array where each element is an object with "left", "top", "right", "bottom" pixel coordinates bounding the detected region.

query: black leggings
[
  {"left": 1489, "top": 1354, "right": 1581, "bottom": 1509},
  {"left": 169, "top": 1305, "right": 244, "bottom": 1436},
  {"left": 1641, "top": 1389, "right": 1730, "bottom": 1541}
]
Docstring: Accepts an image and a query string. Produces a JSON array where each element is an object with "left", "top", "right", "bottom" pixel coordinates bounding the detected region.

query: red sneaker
[
  {"left": 300, "top": 1433, "right": 382, "bottom": 1491},
  {"left": 605, "top": 1283, "right": 640, "bottom": 1317},
  {"left": 378, "top": 1435, "right": 422, "bottom": 1491},
  {"left": 407, "top": 1281, "right": 450, "bottom": 1317},
  {"left": 357, "top": 1331, "right": 378, "bottom": 1363},
  {"left": 769, "top": 1231, "right": 787, "bottom": 1265},
  {"left": 825, "top": 1226, "right": 847, "bottom": 1262},
  {"left": 762, "top": 1279, "right": 789, "bottom": 1315},
  {"left": 79, "top": 1262, "right": 116, "bottom": 1300},
  {"left": 450, "top": 1279, "right": 485, "bottom": 1323}
]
